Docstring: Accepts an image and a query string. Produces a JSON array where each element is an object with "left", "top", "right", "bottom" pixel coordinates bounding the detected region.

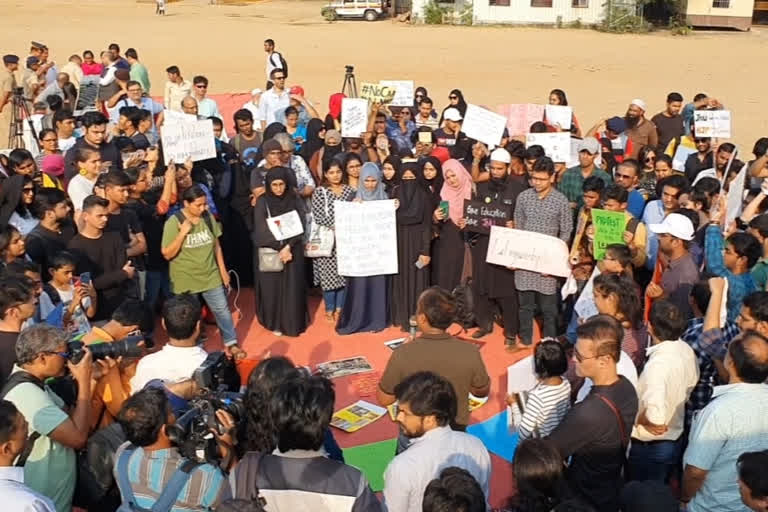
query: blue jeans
[
  {"left": 323, "top": 288, "right": 347, "bottom": 313},
  {"left": 145, "top": 270, "right": 171, "bottom": 310},
  {"left": 628, "top": 438, "right": 682, "bottom": 482},
  {"left": 199, "top": 286, "right": 238, "bottom": 347}
]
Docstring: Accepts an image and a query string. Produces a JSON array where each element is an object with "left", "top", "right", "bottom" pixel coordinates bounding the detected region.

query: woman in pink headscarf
[{"left": 431, "top": 158, "right": 472, "bottom": 291}]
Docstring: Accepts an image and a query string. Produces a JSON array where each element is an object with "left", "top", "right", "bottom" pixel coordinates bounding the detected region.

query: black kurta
[
  {"left": 430, "top": 219, "right": 464, "bottom": 293},
  {"left": 253, "top": 197, "right": 309, "bottom": 336}
]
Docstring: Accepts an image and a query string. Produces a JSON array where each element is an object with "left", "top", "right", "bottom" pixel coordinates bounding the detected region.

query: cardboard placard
[
  {"left": 591, "top": 208, "right": 626, "bottom": 260},
  {"left": 526, "top": 132, "right": 571, "bottom": 163},
  {"left": 545, "top": 104, "right": 572, "bottom": 130},
  {"left": 335, "top": 200, "right": 398, "bottom": 276},
  {"left": 360, "top": 82, "right": 396, "bottom": 104},
  {"left": 497, "top": 103, "right": 545, "bottom": 136},
  {"left": 462, "top": 103, "right": 507, "bottom": 147},
  {"left": 694, "top": 110, "right": 731, "bottom": 138},
  {"left": 340, "top": 98, "right": 368, "bottom": 138},
  {"left": 485, "top": 226, "right": 571, "bottom": 277},
  {"left": 160, "top": 119, "right": 216, "bottom": 165},
  {"left": 463, "top": 199, "right": 510, "bottom": 234},
  {"left": 379, "top": 80, "right": 414, "bottom": 107}
]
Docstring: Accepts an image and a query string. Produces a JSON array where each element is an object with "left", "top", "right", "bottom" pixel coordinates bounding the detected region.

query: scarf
[
  {"left": 440, "top": 159, "right": 472, "bottom": 224},
  {"left": 382, "top": 155, "right": 402, "bottom": 197},
  {"left": 300, "top": 118, "right": 325, "bottom": 165},
  {"left": 395, "top": 161, "right": 425, "bottom": 225},
  {"left": 356, "top": 162, "right": 388, "bottom": 201},
  {"left": 418, "top": 156, "right": 444, "bottom": 209},
  {"left": 263, "top": 167, "right": 300, "bottom": 216}
]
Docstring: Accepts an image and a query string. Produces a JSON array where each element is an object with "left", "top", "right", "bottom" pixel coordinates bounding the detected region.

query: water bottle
[{"left": 408, "top": 316, "right": 417, "bottom": 340}]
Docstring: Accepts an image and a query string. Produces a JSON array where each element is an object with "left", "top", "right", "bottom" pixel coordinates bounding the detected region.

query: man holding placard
[
  {"left": 558, "top": 137, "right": 611, "bottom": 213},
  {"left": 514, "top": 156, "right": 573, "bottom": 346}
]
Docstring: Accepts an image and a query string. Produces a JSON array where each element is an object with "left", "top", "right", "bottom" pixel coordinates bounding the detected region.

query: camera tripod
[
  {"left": 7, "top": 88, "right": 39, "bottom": 150},
  {"left": 341, "top": 65, "right": 358, "bottom": 98}
]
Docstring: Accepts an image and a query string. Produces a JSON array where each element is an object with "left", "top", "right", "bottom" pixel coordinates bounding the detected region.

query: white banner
[
  {"left": 526, "top": 132, "right": 571, "bottom": 163},
  {"left": 694, "top": 110, "right": 731, "bottom": 138},
  {"left": 161, "top": 119, "right": 216, "bottom": 165},
  {"left": 545, "top": 105, "right": 572, "bottom": 130},
  {"left": 462, "top": 103, "right": 507, "bottom": 147},
  {"left": 379, "top": 80, "right": 414, "bottom": 107},
  {"left": 486, "top": 225, "right": 571, "bottom": 278},
  {"left": 335, "top": 200, "right": 398, "bottom": 277},
  {"left": 341, "top": 98, "right": 368, "bottom": 138}
]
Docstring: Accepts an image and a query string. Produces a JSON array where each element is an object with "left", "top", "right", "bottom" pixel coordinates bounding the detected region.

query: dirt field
[{"left": 3, "top": 0, "right": 767, "bottom": 151}]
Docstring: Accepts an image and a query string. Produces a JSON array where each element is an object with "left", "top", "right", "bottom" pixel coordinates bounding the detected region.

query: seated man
[
  {"left": 131, "top": 294, "right": 207, "bottom": 392},
  {"left": 114, "top": 388, "right": 231, "bottom": 511}
]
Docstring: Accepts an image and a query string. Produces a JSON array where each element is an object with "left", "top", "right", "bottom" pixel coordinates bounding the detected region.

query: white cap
[
  {"left": 578, "top": 136, "right": 600, "bottom": 155},
  {"left": 490, "top": 148, "right": 511, "bottom": 164},
  {"left": 444, "top": 107, "right": 462, "bottom": 122},
  {"left": 648, "top": 213, "right": 694, "bottom": 241},
  {"left": 251, "top": 88, "right": 263, "bottom": 96},
  {"left": 630, "top": 98, "right": 647, "bottom": 111}
]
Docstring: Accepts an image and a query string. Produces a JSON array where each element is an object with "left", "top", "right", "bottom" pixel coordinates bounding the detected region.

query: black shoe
[{"left": 472, "top": 328, "right": 489, "bottom": 339}]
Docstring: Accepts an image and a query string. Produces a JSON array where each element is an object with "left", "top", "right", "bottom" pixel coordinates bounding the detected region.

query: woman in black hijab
[
  {"left": 390, "top": 161, "right": 432, "bottom": 330},
  {"left": 300, "top": 118, "right": 326, "bottom": 181},
  {"left": 382, "top": 155, "right": 402, "bottom": 197},
  {"left": 253, "top": 167, "right": 309, "bottom": 336},
  {"left": 438, "top": 89, "right": 467, "bottom": 125},
  {"left": 417, "top": 156, "right": 444, "bottom": 210}
]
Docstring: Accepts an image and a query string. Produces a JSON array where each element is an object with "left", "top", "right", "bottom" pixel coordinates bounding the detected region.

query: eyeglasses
[
  {"left": 644, "top": 157, "right": 655, "bottom": 163},
  {"left": 22, "top": 187, "right": 34, "bottom": 194},
  {"left": 573, "top": 346, "right": 598, "bottom": 363},
  {"left": 449, "top": 96, "right": 458, "bottom": 100},
  {"left": 47, "top": 350, "right": 71, "bottom": 360}
]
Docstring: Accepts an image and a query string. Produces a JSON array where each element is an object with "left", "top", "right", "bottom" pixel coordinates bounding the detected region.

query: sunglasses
[
  {"left": 694, "top": 138, "right": 710, "bottom": 144},
  {"left": 644, "top": 157, "right": 655, "bottom": 163},
  {"left": 22, "top": 187, "right": 35, "bottom": 193},
  {"left": 449, "top": 96, "right": 458, "bottom": 100}
]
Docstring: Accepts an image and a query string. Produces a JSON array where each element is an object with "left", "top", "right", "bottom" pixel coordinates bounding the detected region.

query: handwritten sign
[
  {"left": 266, "top": 210, "right": 304, "bottom": 241},
  {"left": 462, "top": 104, "right": 507, "bottom": 147},
  {"left": 164, "top": 109, "right": 198, "bottom": 126},
  {"left": 526, "top": 132, "right": 571, "bottom": 163},
  {"left": 360, "top": 82, "right": 396, "bottom": 104},
  {"left": 591, "top": 209, "right": 626, "bottom": 260},
  {"left": 545, "top": 105, "right": 572, "bottom": 130},
  {"left": 486, "top": 226, "right": 571, "bottom": 278},
  {"left": 335, "top": 200, "right": 398, "bottom": 276},
  {"left": 694, "top": 110, "right": 731, "bottom": 138},
  {"left": 379, "top": 80, "right": 414, "bottom": 107},
  {"left": 161, "top": 119, "right": 216, "bottom": 165},
  {"left": 463, "top": 200, "right": 510, "bottom": 234},
  {"left": 341, "top": 98, "right": 368, "bottom": 138},
  {"left": 74, "top": 76, "right": 100, "bottom": 116},
  {"left": 497, "top": 103, "right": 545, "bottom": 136}
]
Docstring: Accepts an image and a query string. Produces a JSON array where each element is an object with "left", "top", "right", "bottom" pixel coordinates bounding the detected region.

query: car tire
[{"left": 364, "top": 9, "right": 377, "bottom": 21}]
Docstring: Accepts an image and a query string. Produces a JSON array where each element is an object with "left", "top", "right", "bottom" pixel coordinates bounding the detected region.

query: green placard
[
  {"left": 591, "top": 209, "right": 626, "bottom": 260},
  {"left": 343, "top": 438, "right": 398, "bottom": 492}
]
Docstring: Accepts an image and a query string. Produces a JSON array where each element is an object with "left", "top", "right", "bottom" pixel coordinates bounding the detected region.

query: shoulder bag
[
  {"left": 259, "top": 203, "right": 284, "bottom": 272},
  {"left": 305, "top": 188, "right": 335, "bottom": 258}
]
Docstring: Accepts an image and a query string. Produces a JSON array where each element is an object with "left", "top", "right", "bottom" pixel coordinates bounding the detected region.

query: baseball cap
[
  {"left": 578, "top": 136, "right": 600, "bottom": 155},
  {"left": 649, "top": 213, "right": 694, "bottom": 241},
  {"left": 250, "top": 88, "right": 263, "bottom": 96},
  {"left": 3, "top": 54, "right": 19, "bottom": 65},
  {"left": 289, "top": 85, "right": 304, "bottom": 97},
  {"left": 444, "top": 108, "right": 462, "bottom": 122},
  {"left": 606, "top": 116, "right": 627, "bottom": 134},
  {"left": 490, "top": 148, "right": 511, "bottom": 164},
  {"left": 26, "top": 56, "right": 39, "bottom": 68}
]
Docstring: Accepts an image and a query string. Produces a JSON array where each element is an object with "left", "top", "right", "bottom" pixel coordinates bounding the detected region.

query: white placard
[
  {"left": 694, "top": 110, "right": 732, "bottom": 138},
  {"left": 573, "top": 267, "right": 600, "bottom": 319},
  {"left": 506, "top": 355, "right": 538, "bottom": 429},
  {"left": 462, "top": 103, "right": 507, "bottom": 147},
  {"left": 266, "top": 210, "right": 304, "bottom": 241},
  {"left": 161, "top": 119, "right": 216, "bottom": 165},
  {"left": 486, "top": 226, "right": 571, "bottom": 278},
  {"left": 379, "top": 80, "right": 414, "bottom": 107},
  {"left": 164, "top": 109, "right": 198, "bottom": 126},
  {"left": 672, "top": 144, "right": 696, "bottom": 172},
  {"left": 526, "top": 132, "right": 571, "bottom": 163},
  {"left": 545, "top": 105, "right": 572, "bottom": 130},
  {"left": 335, "top": 200, "right": 398, "bottom": 276},
  {"left": 341, "top": 98, "right": 368, "bottom": 138},
  {"left": 725, "top": 163, "right": 746, "bottom": 230}
]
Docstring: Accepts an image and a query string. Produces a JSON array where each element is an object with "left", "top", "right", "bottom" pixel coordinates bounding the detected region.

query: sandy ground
[{"left": 3, "top": 0, "right": 768, "bottom": 151}]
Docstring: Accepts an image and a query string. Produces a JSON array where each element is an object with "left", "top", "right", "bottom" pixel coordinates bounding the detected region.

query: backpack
[
  {"left": 219, "top": 452, "right": 267, "bottom": 512},
  {"left": 0, "top": 372, "right": 45, "bottom": 466},
  {"left": 174, "top": 210, "right": 215, "bottom": 235},
  {"left": 452, "top": 278, "right": 476, "bottom": 331},
  {"left": 115, "top": 445, "right": 200, "bottom": 512},
  {"left": 270, "top": 52, "right": 288, "bottom": 78}
]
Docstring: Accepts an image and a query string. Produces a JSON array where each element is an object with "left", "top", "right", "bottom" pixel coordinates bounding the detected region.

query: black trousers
[
  {"left": 518, "top": 290, "right": 559, "bottom": 345},
  {"left": 474, "top": 293, "right": 519, "bottom": 340}
]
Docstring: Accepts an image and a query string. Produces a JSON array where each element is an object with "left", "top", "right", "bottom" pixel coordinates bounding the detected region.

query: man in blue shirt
[{"left": 614, "top": 159, "right": 646, "bottom": 219}]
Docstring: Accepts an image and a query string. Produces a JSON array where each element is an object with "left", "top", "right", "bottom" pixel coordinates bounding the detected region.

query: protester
[
  {"left": 64, "top": 111, "right": 121, "bottom": 180},
  {"left": 0, "top": 276, "right": 36, "bottom": 384},
  {"left": 613, "top": 159, "right": 646, "bottom": 219},
  {"left": 642, "top": 174, "right": 689, "bottom": 271},
  {"left": 651, "top": 92, "right": 685, "bottom": 151},
  {"left": 737, "top": 450, "right": 768, "bottom": 512},
  {"left": 0, "top": 225, "right": 26, "bottom": 268},
  {"left": 422, "top": 467, "right": 486, "bottom": 512},
  {"left": 510, "top": 439, "right": 582, "bottom": 512},
  {"left": 624, "top": 99, "right": 657, "bottom": 159},
  {"left": 431, "top": 159, "right": 471, "bottom": 292},
  {"left": 558, "top": 137, "right": 612, "bottom": 212},
  {"left": 600, "top": 183, "right": 647, "bottom": 269}
]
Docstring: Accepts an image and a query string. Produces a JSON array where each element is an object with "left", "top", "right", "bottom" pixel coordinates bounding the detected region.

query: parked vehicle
[{"left": 321, "top": 0, "right": 388, "bottom": 21}]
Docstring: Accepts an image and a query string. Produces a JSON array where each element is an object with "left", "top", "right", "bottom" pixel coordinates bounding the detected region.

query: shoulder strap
[
  {"left": 626, "top": 216, "right": 640, "bottom": 235},
  {"left": 150, "top": 459, "right": 201, "bottom": 512},
  {"left": 1, "top": 372, "right": 45, "bottom": 467},
  {"left": 201, "top": 211, "right": 215, "bottom": 235},
  {"left": 116, "top": 445, "right": 146, "bottom": 511},
  {"left": 595, "top": 393, "right": 628, "bottom": 448},
  {"left": 234, "top": 452, "right": 262, "bottom": 500}
]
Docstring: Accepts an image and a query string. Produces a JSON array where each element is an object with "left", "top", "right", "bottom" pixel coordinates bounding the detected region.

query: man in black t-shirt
[
  {"left": 547, "top": 315, "right": 639, "bottom": 512},
  {"left": 25, "top": 189, "right": 75, "bottom": 280},
  {"left": 64, "top": 111, "right": 122, "bottom": 180},
  {"left": 651, "top": 92, "right": 685, "bottom": 151},
  {"left": 0, "top": 277, "right": 36, "bottom": 385}
]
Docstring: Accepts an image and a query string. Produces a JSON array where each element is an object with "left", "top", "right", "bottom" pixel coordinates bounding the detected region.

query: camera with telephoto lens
[
  {"left": 168, "top": 352, "right": 244, "bottom": 467},
  {"left": 67, "top": 334, "right": 145, "bottom": 364}
]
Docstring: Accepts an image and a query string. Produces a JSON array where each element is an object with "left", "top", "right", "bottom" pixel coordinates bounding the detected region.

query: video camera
[
  {"left": 67, "top": 335, "right": 145, "bottom": 364},
  {"left": 168, "top": 352, "right": 244, "bottom": 468}
]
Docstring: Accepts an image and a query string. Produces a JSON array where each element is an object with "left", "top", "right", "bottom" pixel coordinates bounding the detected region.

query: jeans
[
  {"left": 518, "top": 291, "right": 559, "bottom": 345},
  {"left": 627, "top": 438, "right": 682, "bottom": 483},
  {"left": 145, "top": 270, "right": 171, "bottom": 310},
  {"left": 323, "top": 288, "right": 347, "bottom": 313},
  {"left": 199, "top": 286, "right": 238, "bottom": 346}
]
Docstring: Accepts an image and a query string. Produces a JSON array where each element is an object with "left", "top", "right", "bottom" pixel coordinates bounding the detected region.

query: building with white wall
[{"left": 411, "top": 0, "right": 624, "bottom": 25}]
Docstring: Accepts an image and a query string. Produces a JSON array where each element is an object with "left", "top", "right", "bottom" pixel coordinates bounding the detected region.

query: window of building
[
  {"left": 531, "top": 0, "right": 553, "bottom": 6},
  {"left": 712, "top": 0, "right": 730, "bottom": 7},
  {"left": 572, "top": 0, "right": 588, "bottom": 7},
  {"left": 490, "top": 0, "right": 511, "bottom": 5}
]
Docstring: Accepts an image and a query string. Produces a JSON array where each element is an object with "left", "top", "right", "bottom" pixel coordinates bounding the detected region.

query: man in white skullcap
[
  {"left": 242, "top": 88, "right": 263, "bottom": 129},
  {"left": 625, "top": 98, "right": 658, "bottom": 159}
]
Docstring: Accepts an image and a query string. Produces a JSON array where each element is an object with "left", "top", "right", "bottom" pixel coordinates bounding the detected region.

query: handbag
[
  {"left": 305, "top": 189, "right": 335, "bottom": 258},
  {"left": 258, "top": 248, "right": 284, "bottom": 272}
]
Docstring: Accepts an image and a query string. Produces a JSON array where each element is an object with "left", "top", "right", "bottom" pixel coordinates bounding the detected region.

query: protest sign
[
  {"left": 379, "top": 80, "right": 414, "bottom": 107},
  {"left": 694, "top": 110, "right": 732, "bottom": 138},
  {"left": 341, "top": 98, "right": 368, "bottom": 138},
  {"left": 360, "top": 82, "right": 396, "bottom": 104},
  {"left": 574, "top": 267, "right": 600, "bottom": 319},
  {"left": 544, "top": 105, "right": 572, "bottom": 130},
  {"left": 672, "top": 144, "right": 696, "bottom": 171},
  {"left": 591, "top": 209, "right": 626, "bottom": 260},
  {"left": 497, "top": 103, "right": 545, "bottom": 136},
  {"left": 163, "top": 109, "right": 198, "bottom": 126},
  {"left": 462, "top": 104, "right": 507, "bottom": 147},
  {"left": 335, "top": 200, "right": 398, "bottom": 276},
  {"left": 74, "top": 76, "right": 100, "bottom": 115},
  {"left": 463, "top": 200, "right": 510, "bottom": 234},
  {"left": 526, "top": 132, "right": 571, "bottom": 163},
  {"left": 485, "top": 226, "right": 571, "bottom": 277},
  {"left": 161, "top": 119, "right": 216, "bottom": 165},
  {"left": 725, "top": 163, "right": 746, "bottom": 229},
  {"left": 266, "top": 210, "right": 304, "bottom": 241}
]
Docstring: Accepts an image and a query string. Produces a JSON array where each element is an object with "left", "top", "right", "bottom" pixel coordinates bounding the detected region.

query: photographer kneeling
[{"left": 114, "top": 387, "right": 233, "bottom": 511}]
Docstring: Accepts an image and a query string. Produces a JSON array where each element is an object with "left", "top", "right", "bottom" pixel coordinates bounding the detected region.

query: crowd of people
[{"left": 1, "top": 36, "right": 768, "bottom": 512}]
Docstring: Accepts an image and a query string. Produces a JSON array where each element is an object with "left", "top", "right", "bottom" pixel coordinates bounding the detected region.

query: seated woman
[{"left": 253, "top": 167, "right": 309, "bottom": 337}]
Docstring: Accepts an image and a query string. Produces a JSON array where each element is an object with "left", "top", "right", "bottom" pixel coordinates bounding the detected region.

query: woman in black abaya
[
  {"left": 253, "top": 167, "right": 309, "bottom": 336},
  {"left": 390, "top": 162, "right": 432, "bottom": 330}
]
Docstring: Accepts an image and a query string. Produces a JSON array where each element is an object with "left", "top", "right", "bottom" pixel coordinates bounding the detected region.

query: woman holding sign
[
  {"left": 253, "top": 167, "right": 309, "bottom": 336},
  {"left": 390, "top": 161, "right": 432, "bottom": 330},
  {"left": 337, "top": 163, "right": 391, "bottom": 335}
]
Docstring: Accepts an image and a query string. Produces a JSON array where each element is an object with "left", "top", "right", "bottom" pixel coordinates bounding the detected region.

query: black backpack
[
  {"left": 0, "top": 372, "right": 44, "bottom": 466},
  {"left": 217, "top": 452, "right": 267, "bottom": 512},
  {"left": 452, "top": 278, "right": 476, "bottom": 331}
]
